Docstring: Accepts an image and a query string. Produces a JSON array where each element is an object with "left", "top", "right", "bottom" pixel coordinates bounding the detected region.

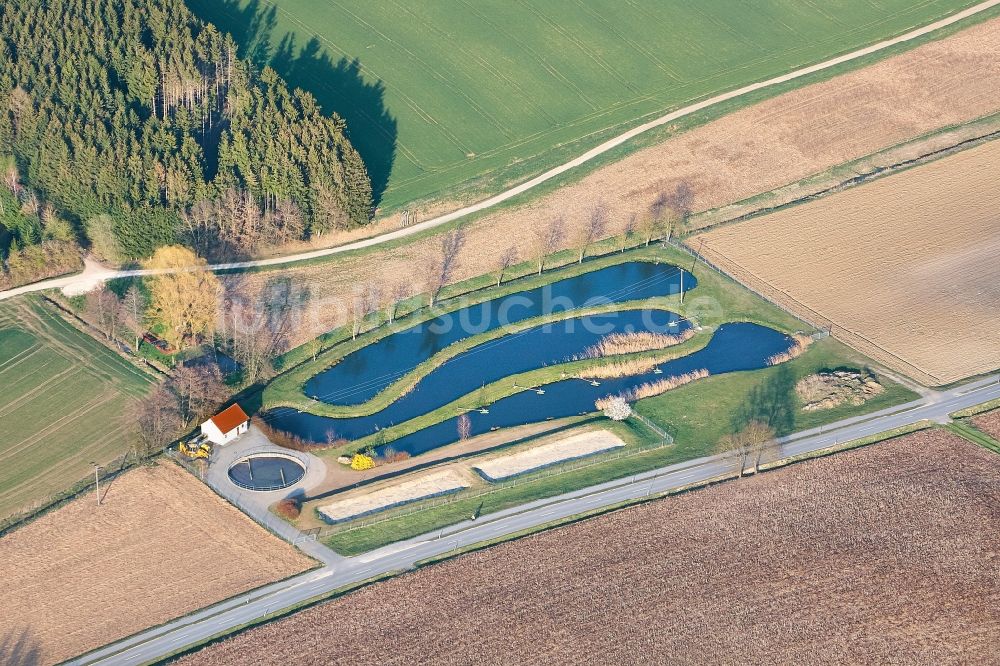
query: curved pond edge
[
  {"left": 315, "top": 303, "right": 694, "bottom": 418},
  {"left": 257, "top": 309, "right": 698, "bottom": 442},
  {"left": 265, "top": 256, "right": 694, "bottom": 412},
  {"left": 263, "top": 323, "right": 795, "bottom": 456}
]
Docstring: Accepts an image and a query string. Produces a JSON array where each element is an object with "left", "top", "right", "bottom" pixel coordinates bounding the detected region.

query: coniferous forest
[{"left": 0, "top": 0, "right": 372, "bottom": 284}]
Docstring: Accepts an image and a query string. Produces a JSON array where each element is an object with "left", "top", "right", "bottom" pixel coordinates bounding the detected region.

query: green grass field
[
  {"left": 0, "top": 298, "right": 156, "bottom": 522},
  {"left": 189, "top": 0, "right": 977, "bottom": 209}
]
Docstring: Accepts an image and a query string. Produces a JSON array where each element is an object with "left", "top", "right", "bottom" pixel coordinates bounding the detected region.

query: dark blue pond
[
  {"left": 264, "top": 322, "right": 792, "bottom": 454},
  {"left": 228, "top": 455, "right": 305, "bottom": 491},
  {"left": 263, "top": 309, "right": 690, "bottom": 442},
  {"left": 305, "top": 261, "right": 694, "bottom": 405}
]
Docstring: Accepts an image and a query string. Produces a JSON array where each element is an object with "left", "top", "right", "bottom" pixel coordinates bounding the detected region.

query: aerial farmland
[
  {"left": 178, "top": 429, "right": 1000, "bottom": 665},
  {"left": 188, "top": 0, "right": 983, "bottom": 210},
  {"left": 695, "top": 138, "right": 1000, "bottom": 385},
  {"left": 1, "top": 1, "right": 999, "bottom": 664}
]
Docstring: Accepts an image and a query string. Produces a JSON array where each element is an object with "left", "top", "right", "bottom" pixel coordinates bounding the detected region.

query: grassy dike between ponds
[
  {"left": 333, "top": 330, "right": 713, "bottom": 455},
  {"left": 262, "top": 245, "right": 804, "bottom": 418}
]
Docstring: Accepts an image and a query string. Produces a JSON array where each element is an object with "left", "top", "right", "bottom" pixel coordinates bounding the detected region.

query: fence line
[
  {"left": 308, "top": 434, "right": 674, "bottom": 540},
  {"left": 676, "top": 240, "right": 943, "bottom": 386}
]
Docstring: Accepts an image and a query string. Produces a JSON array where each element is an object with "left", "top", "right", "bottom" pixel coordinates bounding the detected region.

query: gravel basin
[
  {"left": 474, "top": 430, "right": 625, "bottom": 482},
  {"left": 317, "top": 470, "right": 470, "bottom": 524}
]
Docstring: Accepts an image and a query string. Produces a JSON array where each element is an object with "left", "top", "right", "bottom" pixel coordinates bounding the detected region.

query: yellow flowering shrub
[{"left": 350, "top": 453, "right": 376, "bottom": 471}]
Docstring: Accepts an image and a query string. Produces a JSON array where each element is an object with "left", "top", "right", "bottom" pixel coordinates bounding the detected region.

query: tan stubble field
[
  {"left": 696, "top": 139, "right": 1000, "bottom": 385},
  {"left": 0, "top": 461, "right": 314, "bottom": 665}
]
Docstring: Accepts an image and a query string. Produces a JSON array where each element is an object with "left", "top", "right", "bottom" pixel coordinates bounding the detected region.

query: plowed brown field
[
  {"left": 695, "top": 139, "right": 1000, "bottom": 385},
  {"left": 180, "top": 429, "right": 1000, "bottom": 665},
  {"left": 0, "top": 461, "right": 313, "bottom": 665},
  {"left": 233, "top": 17, "right": 1000, "bottom": 346}
]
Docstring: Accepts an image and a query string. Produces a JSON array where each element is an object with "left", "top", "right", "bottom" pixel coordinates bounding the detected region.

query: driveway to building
[
  {"left": 68, "top": 373, "right": 1000, "bottom": 666},
  {"left": 2, "top": 0, "right": 998, "bottom": 302}
]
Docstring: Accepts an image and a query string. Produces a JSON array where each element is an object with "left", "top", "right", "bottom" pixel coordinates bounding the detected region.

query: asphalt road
[
  {"left": 2, "top": 0, "right": 998, "bottom": 303},
  {"left": 69, "top": 373, "right": 1000, "bottom": 665}
]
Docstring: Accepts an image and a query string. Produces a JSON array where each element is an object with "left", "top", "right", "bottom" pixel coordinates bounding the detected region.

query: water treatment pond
[
  {"left": 306, "top": 261, "right": 694, "bottom": 405},
  {"left": 270, "top": 309, "right": 691, "bottom": 443},
  {"left": 265, "top": 322, "right": 793, "bottom": 454},
  {"left": 228, "top": 455, "right": 305, "bottom": 491}
]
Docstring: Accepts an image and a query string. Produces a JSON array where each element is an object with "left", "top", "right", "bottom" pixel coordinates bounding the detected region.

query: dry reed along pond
[{"left": 182, "top": 430, "right": 1000, "bottom": 665}]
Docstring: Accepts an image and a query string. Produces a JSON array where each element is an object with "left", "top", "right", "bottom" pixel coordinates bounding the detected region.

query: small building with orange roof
[{"left": 200, "top": 403, "right": 250, "bottom": 445}]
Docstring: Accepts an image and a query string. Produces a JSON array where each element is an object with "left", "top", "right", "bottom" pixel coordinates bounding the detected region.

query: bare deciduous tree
[
  {"left": 423, "top": 228, "right": 465, "bottom": 306},
  {"left": 121, "top": 285, "right": 146, "bottom": 353},
  {"left": 743, "top": 420, "right": 777, "bottom": 474},
  {"left": 85, "top": 287, "right": 123, "bottom": 340},
  {"left": 533, "top": 216, "right": 565, "bottom": 275},
  {"left": 495, "top": 245, "right": 519, "bottom": 287},
  {"left": 717, "top": 431, "right": 752, "bottom": 478},
  {"left": 224, "top": 277, "right": 302, "bottom": 384},
  {"left": 169, "top": 362, "right": 228, "bottom": 426},
  {"left": 386, "top": 281, "right": 411, "bottom": 324},
  {"left": 303, "top": 336, "right": 323, "bottom": 363},
  {"left": 621, "top": 213, "right": 638, "bottom": 252},
  {"left": 348, "top": 281, "right": 380, "bottom": 339},
  {"left": 457, "top": 413, "right": 472, "bottom": 441},
  {"left": 575, "top": 203, "right": 608, "bottom": 263},
  {"left": 131, "top": 385, "right": 182, "bottom": 458}
]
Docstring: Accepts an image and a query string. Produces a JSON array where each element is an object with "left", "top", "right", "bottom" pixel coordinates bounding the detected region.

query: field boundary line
[{"left": 679, "top": 239, "right": 944, "bottom": 386}]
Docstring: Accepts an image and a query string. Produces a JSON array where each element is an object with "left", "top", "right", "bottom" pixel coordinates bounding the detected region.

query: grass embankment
[
  {"left": 946, "top": 421, "right": 1000, "bottom": 454},
  {"left": 265, "top": 245, "right": 802, "bottom": 418},
  {"left": 321, "top": 337, "right": 917, "bottom": 554},
  {"left": 323, "top": 358, "right": 930, "bottom": 555},
  {"left": 0, "top": 296, "right": 156, "bottom": 524}
]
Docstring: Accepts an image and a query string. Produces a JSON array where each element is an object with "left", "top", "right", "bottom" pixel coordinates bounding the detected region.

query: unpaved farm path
[{"left": 2, "top": 0, "right": 998, "bottom": 303}]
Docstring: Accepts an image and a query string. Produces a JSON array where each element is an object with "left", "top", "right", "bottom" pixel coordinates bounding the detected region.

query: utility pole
[{"left": 91, "top": 462, "right": 102, "bottom": 506}]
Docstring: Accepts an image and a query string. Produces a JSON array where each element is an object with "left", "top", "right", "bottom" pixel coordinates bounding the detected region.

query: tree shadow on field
[
  {"left": 0, "top": 626, "right": 42, "bottom": 666},
  {"left": 731, "top": 364, "right": 797, "bottom": 436},
  {"left": 188, "top": 0, "right": 398, "bottom": 206}
]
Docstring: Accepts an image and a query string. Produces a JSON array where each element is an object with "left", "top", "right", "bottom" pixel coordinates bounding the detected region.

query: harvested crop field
[
  {"left": 180, "top": 429, "right": 1000, "bottom": 665},
  {"left": 0, "top": 461, "right": 313, "bottom": 665},
  {"left": 972, "top": 409, "right": 1000, "bottom": 441},
  {"left": 227, "top": 17, "right": 1000, "bottom": 347},
  {"left": 695, "top": 139, "right": 1000, "bottom": 385}
]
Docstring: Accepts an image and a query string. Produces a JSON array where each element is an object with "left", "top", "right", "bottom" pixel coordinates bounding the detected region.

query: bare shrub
[
  {"left": 274, "top": 498, "right": 301, "bottom": 520},
  {"left": 255, "top": 418, "right": 340, "bottom": 451}
]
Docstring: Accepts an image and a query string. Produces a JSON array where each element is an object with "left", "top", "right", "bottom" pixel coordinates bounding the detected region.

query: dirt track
[
  {"left": 180, "top": 429, "right": 1000, "bottom": 665},
  {"left": 228, "top": 16, "right": 1000, "bottom": 345},
  {"left": 0, "top": 461, "right": 313, "bottom": 665}
]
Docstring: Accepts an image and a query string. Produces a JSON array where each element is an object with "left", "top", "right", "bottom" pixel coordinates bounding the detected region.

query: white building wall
[{"left": 200, "top": 419, "right": 246, "bottom": 445}]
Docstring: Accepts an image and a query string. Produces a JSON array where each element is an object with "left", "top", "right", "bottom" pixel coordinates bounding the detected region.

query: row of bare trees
[
  {"left": 718, "top": 421, "right": 778, "bottom": 477},
  {"left": 411, "top": 182, "right": 694, "bottom": 313},
  {"left": 180, "top": 189, "right": 306, "bottom": 260}
]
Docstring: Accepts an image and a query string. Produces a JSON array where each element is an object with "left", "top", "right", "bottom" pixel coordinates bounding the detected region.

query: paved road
[
  {"left": 69, "top": 373, "right": 1000, "bottom": 665},
  {"left": 3, "top": 0, "right": 999, "bottom": 303}
]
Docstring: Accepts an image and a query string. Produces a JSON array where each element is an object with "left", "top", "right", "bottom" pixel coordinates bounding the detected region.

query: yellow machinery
[{"left": 179, "top": 436, "right": 213, "bottom": 460}]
